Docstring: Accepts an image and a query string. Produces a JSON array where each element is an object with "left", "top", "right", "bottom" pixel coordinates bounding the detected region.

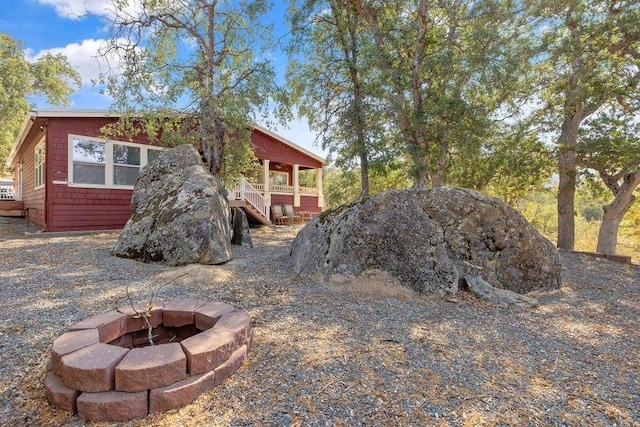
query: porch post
[
  {"left": 317, "top": 167, "right": 324, "bottom": 208},
  {"left": 263, "top": 159, "right": 271, "bottom": 207},
  {"left": 17, "top": 162, "right": 23, "bottom": 201},
  {"left": 293, "top": 164, "right": 300, "bottom": 207}
]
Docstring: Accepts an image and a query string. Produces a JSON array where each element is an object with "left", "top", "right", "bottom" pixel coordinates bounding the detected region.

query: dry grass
[
  {"left": 1, "top": 221, "right": 639, "bottom": 426},
  {"left": 538, "top": 217, "right": 640, "bottom": 264}
]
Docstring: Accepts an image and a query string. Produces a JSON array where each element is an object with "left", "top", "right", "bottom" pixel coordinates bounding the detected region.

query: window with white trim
[
  {"left": 113, "top": 144, "right": 140, "bottom": 186},
  {"left": 270, "top": 171, "right": 289, "bottom": 186},
  {"left": 72, "top": 137, "right": 105, "bottom": 185},
  {"left": 35, "top": 141, "right": 45, "bottom": 189},
  {"left": 69, "top": 135, "right": 164, "bottom": 188}
]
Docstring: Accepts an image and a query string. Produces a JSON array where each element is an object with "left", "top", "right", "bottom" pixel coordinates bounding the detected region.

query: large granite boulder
[
  {"left": 290, "top": 188, "right": 561, "bottom": 301},
  {"left": 112, "top": 144, "right": 231, "bottom": 265}
]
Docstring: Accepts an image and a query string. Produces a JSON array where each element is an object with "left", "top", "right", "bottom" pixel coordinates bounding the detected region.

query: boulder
[
  {"left": 231, "top": 207, "right": 253, "bottom": 247},
  {"left": 112, "top": 145, "right": 231, "bottom": 265},
  {"left": 290, "top": 188, "right": 561, "bottom": 298}
]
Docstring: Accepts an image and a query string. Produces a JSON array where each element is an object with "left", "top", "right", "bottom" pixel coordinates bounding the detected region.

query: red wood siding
[
  {"left": 44, "top": 117, "right": 152, "bottom": 232},
  {"left": 271, "top": 195, "right": 321, "bottom": 216},
  {"left": 49, "top": 201, "right": 132, "bottom": 231},
  {"left": 299, "top": 196, "right": 322, "bottom": 215},
  {"left": 19, "top": 135, "right": 46, "bottom": 229},
  {"left": 10, "top": 115, "right": 322, "bottom": 232},
  {"left": 271, "top": 195, "right": 294, "bottom": 207},
  {"left": 251, "top": 129, "right": 323, "bottom": 169}
]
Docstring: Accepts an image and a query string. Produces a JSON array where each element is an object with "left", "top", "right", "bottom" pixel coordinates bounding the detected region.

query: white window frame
[
  {"left": 68, "top": 134, "right": 164, "bottom": 189},
  {"left": 35, "top": 139, "right": 46, "bottom": 190}
]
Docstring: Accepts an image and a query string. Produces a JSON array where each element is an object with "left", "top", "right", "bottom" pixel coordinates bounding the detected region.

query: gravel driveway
[{"left": 1, "top": 216, "right": 639, "bottom": 426}]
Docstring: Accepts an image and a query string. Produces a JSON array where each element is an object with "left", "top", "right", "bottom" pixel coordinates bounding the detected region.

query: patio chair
[
  {"left": 283, "top": 204, "right": 302, "bottom": 224},
  {"left": 272, "top": 205, "right": 290, "bottom": 225}
]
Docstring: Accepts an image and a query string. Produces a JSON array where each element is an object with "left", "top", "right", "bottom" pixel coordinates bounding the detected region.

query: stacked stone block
[{"left": 45, "top": 300, "right": 251, "bottom": 422}]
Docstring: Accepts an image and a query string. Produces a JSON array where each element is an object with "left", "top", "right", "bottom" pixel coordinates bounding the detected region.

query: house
[{"left": 2, "top": 110, "right": 325, "bottom": 232}]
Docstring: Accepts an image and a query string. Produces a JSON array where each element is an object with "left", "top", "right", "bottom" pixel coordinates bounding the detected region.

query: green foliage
[
  {"left": 576, "top": 108, "right": 640, "bottom": 253},
  {"left": 221, "top": 128, "right": 259, "bottom": 185},
  {"left": 343, "top": 0, "right": 540, "bottom": 187},
  {"left": 621, "top": 202, "right": 640, "bottom": 237},
  {"left": 288, "top": 0, "right": 390, "bottom": 196},
  {"left": 369, "top": 167, "right": 411, "bottom": 195},
  {"left": 98, "top": 0, "right": 288, "bottom": 178},
  {"left": 323, "top": 167, "right": 360, "bottom": 208},
  {"left": 289, "top": 0, "right": 552, "bottom": 193},
  {"left": 482, "top": 132, "right": 555, "bottom": 206},
  {"left": 518, "top": 183, "right": 640, "bottom": 261},
  {"left": 0, "top": 33, "right": 80, "bottom": 175},
  {"left": 577, "top": 111, "right": 640, "bottom": 183},
  {"left": 298, "top": 169, "right": 317, "bottom": 188},
  {"left": 581, "top": 205, "right": 602, "bottom": 222},
  {"left": 533, "top": 0, "right": 640, "bottom": 120},
  {"left": 323, "top": 161, "right": 411, "bottom": 209},
  {"left": 526, "top": 0, "right": 640, "bottom": 249},
  {"left": 519, "top": 190, "right": 558, "bottom": 236}
]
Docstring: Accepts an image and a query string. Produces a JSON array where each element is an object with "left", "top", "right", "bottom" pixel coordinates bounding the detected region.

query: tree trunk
[
  {"left": 597, "top": 207, "right": 624, "bottom": 255},
  {"left": 411, "top": 137, "right": 431, "bottom": 188},
  {"left": 430, "top": 141, "right": 448, "bottom": 188},
  {"left": 359, "top": 151, "right": 370, "bottom": 197},
  {"left": 596, "top": 172, "right": 640, "bottom": 254},
  {"left": 556, "top": 116, "right": 580, "bottom": 250},
  {"left": 201, "top": 117, "right": 225, "bottom": 177},
  {"left": 350, "top": 0, "right": 432, "bottom": 188},
  {"left": 349, "top": 30, "right": 370, "bottom": 198},
  {"left": 199, "top": 95, "right": 226, "bottom": 177}
]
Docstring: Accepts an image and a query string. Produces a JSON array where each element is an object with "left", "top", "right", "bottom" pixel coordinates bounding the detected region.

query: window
[
  {"left": 35, "top": 141, "right": 45, "bottom": 189},
  {"left": 113, "top": 144, "right": 140, "bottom": 186},
  {"left": 72, "top": 137, "right": 105, "bottom": 185},
  {"left": 69, "top": 135, "right": 163, "bottom": 188},
  {"left": 147, "top": 148, "right": 163, "bottom": 164},
  {"left": 270, "top": 171, "right": 289, "bottom": 186}
]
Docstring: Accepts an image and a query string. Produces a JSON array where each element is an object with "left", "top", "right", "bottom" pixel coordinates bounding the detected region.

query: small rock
[{"left": 465, "top": 274, "right": 539, "bottom": 308}]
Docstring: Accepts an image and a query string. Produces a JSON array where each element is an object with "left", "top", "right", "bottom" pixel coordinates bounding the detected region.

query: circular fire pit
[{"left": 44, "top": 299, "right": 251, "bottom": 422}]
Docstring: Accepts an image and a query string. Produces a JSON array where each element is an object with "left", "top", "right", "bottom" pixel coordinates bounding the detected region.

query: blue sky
[{"left": 1, "top": 0, "right": 326, "bottom": 157}]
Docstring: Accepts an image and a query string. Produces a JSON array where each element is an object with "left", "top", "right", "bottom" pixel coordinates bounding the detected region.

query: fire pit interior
[{"left": 44, "top": 299, "right": 251, "bottom": 422}]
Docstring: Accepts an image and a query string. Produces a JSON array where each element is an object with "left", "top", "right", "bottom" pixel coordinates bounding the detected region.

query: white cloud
[
  {"left": 37, "top": 0, "right": 112, "bottom": 18},
  {"left": 37, "top": 0, "right": 139, "bottom": 19},
  {"left": 24, "top": 38, "right": 119, "bottom": 87}
]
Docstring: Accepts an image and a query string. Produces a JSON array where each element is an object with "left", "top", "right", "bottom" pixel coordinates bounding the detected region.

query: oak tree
[
  {"left": 577, "top": 110, "right": 640, "bottom": 254},
  {"left": 0, "top": 33, "right": 80, "bottom": 174},
  {"left": 97, "top": 0, "right": 287, "bottom": 180},
  {"left": 532, "top": 0, "right": 640, "bottom": 250}
]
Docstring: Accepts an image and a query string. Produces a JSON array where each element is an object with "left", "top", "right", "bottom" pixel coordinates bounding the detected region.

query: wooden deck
[{"left": 0, "top": 200, "right": 24, "bottom": 217}]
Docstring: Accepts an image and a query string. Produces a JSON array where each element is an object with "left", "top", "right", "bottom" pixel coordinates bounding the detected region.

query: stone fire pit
[{"left": 44, "top": 299, "right": 251, "bottom": 422}]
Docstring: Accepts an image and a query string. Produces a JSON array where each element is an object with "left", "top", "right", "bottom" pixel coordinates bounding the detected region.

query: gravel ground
[{"left": 0, "top": 216, "right": 639, "bottom": 426}]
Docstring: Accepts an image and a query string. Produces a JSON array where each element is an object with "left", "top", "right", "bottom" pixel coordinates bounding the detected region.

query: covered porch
[{"left": 228, "top": 159, "right": 324, "bottom": 225}]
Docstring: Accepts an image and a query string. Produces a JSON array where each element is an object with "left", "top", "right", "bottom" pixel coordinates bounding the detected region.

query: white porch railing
[
  {"left": 228, "top": 178, "right": 270, "bottom": 220},
  {"left": 299, "top": 186, "right": 318, "bottom": 195},
  {"left": 247, "top": 182, "right": 318, "bottom": 195},
  {"left": 0, "top": 182, "right": 14, "bottom": 200}
]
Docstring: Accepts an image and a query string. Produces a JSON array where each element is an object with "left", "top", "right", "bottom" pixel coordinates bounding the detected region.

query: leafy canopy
[
  {"left": 0, "top": 33, "right": 80, "bottom": 175},
  {"left": 98, "top": 0, "right": 289, "bottom": 180}
]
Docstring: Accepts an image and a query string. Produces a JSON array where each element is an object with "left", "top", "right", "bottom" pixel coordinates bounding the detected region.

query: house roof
[
  {"left": 5, "top": 109, "right": 325, "bottom": 168},
  {"left": 252, "top": 123, "right": 325, "bottom": 164}
]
